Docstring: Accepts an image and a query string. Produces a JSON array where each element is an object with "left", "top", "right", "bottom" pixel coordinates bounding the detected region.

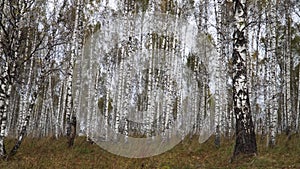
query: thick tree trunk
[{"left": 232, "top": 0, "right": 257, "bottom": 158}]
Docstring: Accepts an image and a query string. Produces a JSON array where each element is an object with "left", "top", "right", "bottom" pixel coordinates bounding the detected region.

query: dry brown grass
[{"left": 0, "top": 134, "right": 300, "bottom": 169}]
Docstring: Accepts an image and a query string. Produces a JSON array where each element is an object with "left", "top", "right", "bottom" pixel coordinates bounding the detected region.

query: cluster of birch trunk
[{"left": 0, "top": 0, "right": 299, "bottom": 158}]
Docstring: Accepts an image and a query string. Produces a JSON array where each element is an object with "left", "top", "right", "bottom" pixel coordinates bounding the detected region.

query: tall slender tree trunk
[
  {"left": 213, "top": 0, "right": 222, "bottom": 148},
  {"left": 7, "top": 57, "right": 35, "bottom": 159},
  {"left": 284, "top": 2, "right": 292, "bottom": 136},
  {"left": 232, "top": 0, "right": 257, "bottom": 158},
  {"left": 268, "top": 0, "right": 279, "bottom": 147},
  {"left": 0, "top": 62, "right": 11, "bottom": 158},
  {"left": 65, "top": 0, "right": 83, "bottom": 146},
  {"left": 297, "top": 64, "right": 300, "bottom": 132},
  {"left": 0, "top": 0, "right": 21, "bottom": 158}
]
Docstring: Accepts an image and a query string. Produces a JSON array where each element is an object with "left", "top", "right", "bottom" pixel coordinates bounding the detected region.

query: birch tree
[
  {"left": 65, "top": 0, "right": 83, "bottom": 146},
  {"left": 258, "top": 0, "right": 278, "bottom": 148},
  {"left": 0, "top": 0, "right": 71, "bottom": 157},
  {"left": 232, "top": 0, "right": 257, "bottom": 158},
  {"left": 213, "top": 0, "right": 223, "bottom": 148},
  {"left": 0, "top": 0, "right": 34, "bottom": 158},
  {"left": 8, "top": 55, "right": 48, "bottom": 158}
]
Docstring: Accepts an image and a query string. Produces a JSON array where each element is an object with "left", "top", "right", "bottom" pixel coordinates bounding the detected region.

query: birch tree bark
[
  {"left": 7, "top": 57, "right": 34, "bottom": 159},
  {"left": 232, "top": 0, "right": 257, "bottom": 158},
  {"left": 213, "top": 0, "right": 222, "bottom": 148},
  {"left": 0, "top": 61, "right": 10, "bottom": 158},
  {"left": 268, "top": 0, "right": 279, "bottom": 147},
  {"left": 65, "top": 0, "right": 83, "bottom": 146},
  {"left": 286, "top": 3, "right": 296, "bottom": 137},
  {"left": 0, "top": 0, "right": 26, "bottom": 158}
]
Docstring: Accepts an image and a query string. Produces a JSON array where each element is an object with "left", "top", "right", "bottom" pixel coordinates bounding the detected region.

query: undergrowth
[{"left": 0, "top": 134, "right": 300, "bottom": 169}]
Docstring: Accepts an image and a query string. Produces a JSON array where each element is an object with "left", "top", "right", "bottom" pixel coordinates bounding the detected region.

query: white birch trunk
[
  {"left": 55, "top": 82, "right": 63, "bottom": 138},
  {"left": 61, "top": 81, "right": 67, "bottom": 135},
  {"left": 213, "top": 0, "right": 223, "bottom": 147},
  {"left": 65, "top": 0, "right": 82, "bottom": 137},
  {"left": 0, "top": 0, "right": 26, "bottom": 157},
  {"left": 92, "top": 70, "right": 100, "bottom": 139},
  {"left": 86, "top": 56, "right": 93, "bottom": 140},
  {"left": 285, "top": 8, "right": 292, "bottom": 134},
  {"left": 0, "top": 62, "right": 10, "bottom": 157}
]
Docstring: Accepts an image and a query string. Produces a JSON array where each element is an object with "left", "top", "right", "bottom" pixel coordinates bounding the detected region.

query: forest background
[{"left": 0, "top": 0, "right": 300, "bottom": 168}]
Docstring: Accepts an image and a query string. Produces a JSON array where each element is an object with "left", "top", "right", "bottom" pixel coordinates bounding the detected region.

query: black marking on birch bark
[{"left": 232, "top": 0, "right": 257, "bottom": 159}]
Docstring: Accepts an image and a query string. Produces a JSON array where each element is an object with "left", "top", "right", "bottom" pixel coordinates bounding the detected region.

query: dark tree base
[
  {"left": 232, "top": 130, "right": 257, "bottom": 158},
  {"left": 68, "top": 116, "right": 77, "bottom": 147}
]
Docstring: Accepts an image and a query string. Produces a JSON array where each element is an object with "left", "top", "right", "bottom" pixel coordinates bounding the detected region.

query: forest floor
[{"left": 0, "top": 134, "right": 300, "bottom": 169}]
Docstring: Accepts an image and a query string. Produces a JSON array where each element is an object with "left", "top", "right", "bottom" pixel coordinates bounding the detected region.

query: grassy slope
[{"left": 1, "top": 134, "right": 300, "bottom": 169}]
